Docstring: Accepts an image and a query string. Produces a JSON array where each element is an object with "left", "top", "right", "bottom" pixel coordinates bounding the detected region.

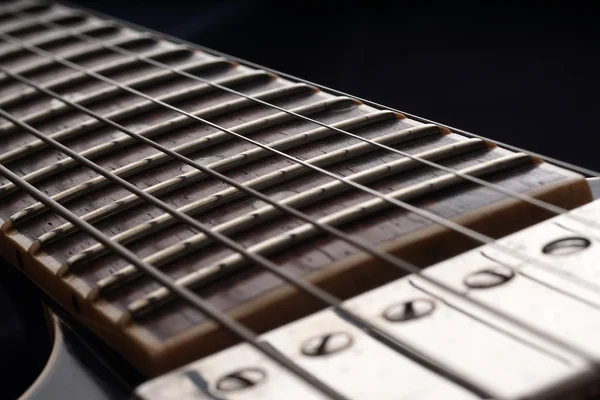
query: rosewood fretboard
[{"left": 0, "top": 0, "right": 593, "bottom": 376}]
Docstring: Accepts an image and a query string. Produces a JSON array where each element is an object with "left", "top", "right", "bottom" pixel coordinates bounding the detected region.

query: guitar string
[
  {"left": 0, "top": 165, "right": 350, "bottom": 400},
  {"left": 1, "top": 0, "right": 600, "bottom": 388},
  {"left": 16, "top": 0, "right": 600, "bottom": 180},
  {"left": 3, "top": 28, "right": 600, "bottom": 301},
  {"left": 0, "top": 88, "right": 580, "bottom": 400},
  {"left": 6, "top": 3, "right": 600, "bottom": 238},
  {"left": 4, "top": 2, "right": 600, "bottom": 343},
  {"left": 0, "top": 41, "right": 598, "bottom": 368},
  {"left": 0, "top": 5, "right": 596, "bottom": 396},
  {"left": 0, "top": 118, "right": 498, "bottom": 400},
  {"left": 56, "top": 0, "right": 600, "bottom": 180},
  {"left": 176, "top": 43, "right": 600, "bottom": 179},
  {"left": 6, "top": 1, "right": 600, "bottom": 340}
]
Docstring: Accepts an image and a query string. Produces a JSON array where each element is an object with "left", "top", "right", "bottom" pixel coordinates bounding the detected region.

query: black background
[
  {"left": 72, "top": 0, "right": 600, "bottom": 169},
  {"left": 2, "top": 1, "right": 600, "bottom": 398}
]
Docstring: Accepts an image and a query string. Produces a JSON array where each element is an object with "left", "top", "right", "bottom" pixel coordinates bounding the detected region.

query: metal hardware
[
  {"left": 301, "top": 332, "right": 353, "bottom": 357},
  {"left": 463, "top": 266, "right": 514, "bottom": 289},
  {"left": 383, "top": 298, "right": 435, "bottom": 322},
  {"left": 542, "top": 237, "right": 591, "bottom": 256},
  {"left": 215, "top": 368, "right": 266, "bottom": 392}
]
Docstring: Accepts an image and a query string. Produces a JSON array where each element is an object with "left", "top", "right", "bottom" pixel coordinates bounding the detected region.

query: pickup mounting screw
[
  {"left": 543, "top": 237, "right": 590, "bottom": 256},
  {"left": 383, "top": 298, "right": 435, "bottom": 322},
  {"left": 464, "top": 266, "right": 514, "bottom": 289},
  {"left": 301, "top": 332, "right": 353, "bottom": 356},
  {"left": 216, "top": 368, "right": 266, "bottom": 392}
]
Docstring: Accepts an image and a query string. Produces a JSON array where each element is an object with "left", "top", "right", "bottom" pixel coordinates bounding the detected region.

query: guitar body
[
  {"left": 4, "top": 178, "right": 599, "bottom": 400},
  {"left": 17, "top": 318, "right": 128, "bottom": 400},
  {"left": 3, "top": 1, "right": 600, "bottom": 399},
  {"left": 1, "top": 256, "right": 142, "bottom": 400}
]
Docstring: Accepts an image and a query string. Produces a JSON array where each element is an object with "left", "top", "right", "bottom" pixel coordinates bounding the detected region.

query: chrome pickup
[
  {"left": 135, "top": 308, "right": 479, "bottom": 400},
  {"left": 136, "top": 199, "right": 600, "bottom": 399}
]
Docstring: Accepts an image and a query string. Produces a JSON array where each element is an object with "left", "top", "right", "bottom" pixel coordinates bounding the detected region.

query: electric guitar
[{"left": 2, "top": 1, "right": 600, "bottom": 399}]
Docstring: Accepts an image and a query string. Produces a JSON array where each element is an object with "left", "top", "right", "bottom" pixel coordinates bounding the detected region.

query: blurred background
[
  {"left": 2, "top": 1, "right": 599, "bottom": 398},
  {"left": 73, "top": 0, "right": 600, "bottom": 169}
]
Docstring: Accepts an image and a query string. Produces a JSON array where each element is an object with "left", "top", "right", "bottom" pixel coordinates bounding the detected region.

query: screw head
[
  {"left": 464, "top": 266, "right": 514, "bottom": 289},
  {"left": 301, "top": 332, "right": 353, "bottom": 356},
  {"left": 543, "top": 237, "right": 591, "bottom": 256},
  {"left": 216, "top": 367, "right": 266, "bottom": 392},
  {"left": 383, "top": 298, "right": 436, "bottom": 322}
]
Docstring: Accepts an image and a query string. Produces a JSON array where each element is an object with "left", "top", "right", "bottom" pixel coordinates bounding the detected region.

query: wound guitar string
[{"left": 1, "top": 2, "right": 599, "bottom": 398}]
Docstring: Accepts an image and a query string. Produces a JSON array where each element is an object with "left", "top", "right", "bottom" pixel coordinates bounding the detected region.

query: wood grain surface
[{"left": 0, "top": 1, "right": 593, "bottom": 376}]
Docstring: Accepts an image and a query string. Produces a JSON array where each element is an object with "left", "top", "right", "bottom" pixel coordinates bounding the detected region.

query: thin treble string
[
  {"left": 7, "top": 5, "right": 600, "bottom": 237},
  {"left": 0, "top": 164, "right": 349, "bottom": 400},
  {"left": 1, "top": 64, "right": 599, "bottom": 367},
  {"left": 2, "top": 32, "right": 600, "bottom": 300},
  {"left": 0, "top": 123, "right": 494, "bottom": 400},
  {"left": 0, "top": 89, "right": 596, "bottom": 380},
  {"left": 0, "top": 1, "right": 596, "bottom": 388},
  {"left": 184, "top": 39, "right": 600, "bottom": 179},
  {"left": 2, "top": 0, "right": 596, "bottom": 390},
  {"left": 77, "top": 0, "right": 600, "bottom": 180},
  {"left": 103, "top": 1, "right": 599, "bottom": 180}
]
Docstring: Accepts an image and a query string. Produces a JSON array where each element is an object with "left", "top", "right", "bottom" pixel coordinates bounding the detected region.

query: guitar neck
[{"left": 0, "top": 1, "right": 598, "bottom": 399}]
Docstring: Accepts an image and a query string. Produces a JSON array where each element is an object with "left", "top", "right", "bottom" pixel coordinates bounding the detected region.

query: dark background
[
  {"left": 73, "top": 0, "right": 600, "bottom": 169},
  {"left": 2, "top": 1, "right": 600, "bottom": 398}
]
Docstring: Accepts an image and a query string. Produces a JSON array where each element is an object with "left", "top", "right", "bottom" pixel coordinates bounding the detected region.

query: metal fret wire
[
  {"left": 0, "top": 1, "right": 598, "bottom": 393},
  {"left": 3, "top": 23, "right": 600, "bottom": 299},
  {"left": 20, "top": 0, "right": 600, "bottom": 181},
  {"left": 0, "top": 122, "right": 496, "bottom": 400},
  {"left": 78, "top": 1, "right": 600, "bottom": 180},
  {"left": 0, "top": 103, "right": 497, "bottom": 400},
  {"left": 4, "top": 0, "right": 600, "bottom": 350},
  {"left": 7, "top": 4, "right": 600, "bottom": 238},
  {"left": 0, "top": 25, "right": 598, "bottom": 367},
  {"left": 7, "top": 8, "right": 600, "bottom": 286},
  {"left": 0, "top": 70, "right": 580, "bottom": 400},
  {"left": 0, "top": 81, "right": 527, "bottom": 400},
  {"left": 0, "top": 166, "right": 349, "bottom": 400}
]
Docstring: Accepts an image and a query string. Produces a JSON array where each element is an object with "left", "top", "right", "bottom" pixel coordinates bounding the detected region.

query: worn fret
[
  {"left": 0, "top": 57, "right": 231, "bottom": 158},
  {"left": 0, "top": 66, "right": 258, "bottom": 165},
  {"left": 21, "top": 98, "right": 376, "bottom": 246},
  {"left": 135, "top": 308, "right": 479, "bottom": 400},
  {"left": 0, "top": 0, "right": 594, "bottom": 380},
  {"left": 0, "top": 3, "right": 49, "bottom": 24},
  {"left": 58, "top": 123, "right": 442, "bottom": 271},
  {"left": 0, "top": 23, "right": 125, "bottom": 100},
  {"left": 0, "top": 2, "right": 54, "bottom": 23},
  {"left": 128, "top": 153, "right": 529, "bottom": 316},
  {"left": 0, "top": 33, "right": 152, "bottom": 84},
  {"left": 97, "top": 138, "right": 484, "bottom": 295},
  {"left": 0, "top": 42, "right": 189, "bottom": 108},
  {"left": 0, "top": 13, "right": 84, "bottom": 38},
  {"left": 0, "top": 57, "right": 231, "bottom": 136},
  {"left": 0, "top": 33, "right": 156, "bottom": 100},
  {"left": 0, "top": 81, "right": 305, "bottom": 201},
  {"left": 0, "top": 23, "right": 116, "bottom": 61}
]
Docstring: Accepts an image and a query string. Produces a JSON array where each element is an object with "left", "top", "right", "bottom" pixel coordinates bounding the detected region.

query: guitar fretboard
[{"left": 0, "top": 0, "right": 592, "bottom": 379}]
